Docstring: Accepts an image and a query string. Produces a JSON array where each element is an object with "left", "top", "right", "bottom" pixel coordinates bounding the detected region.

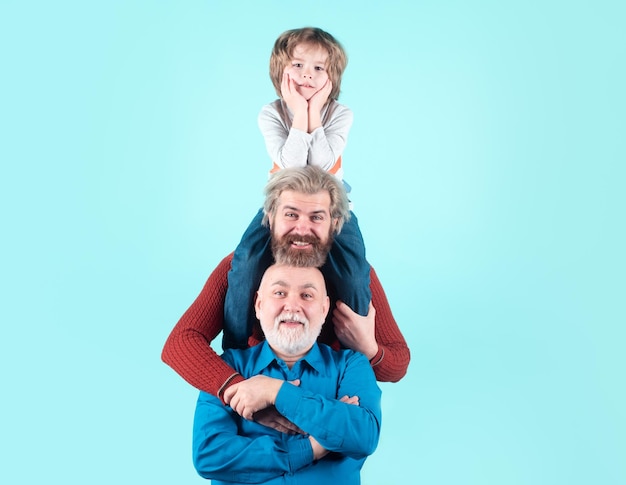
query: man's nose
[
  {"left": 294, "top": 218, "right": 313, "bottom": 233},
  {"left": 283, "top": 295, "right": 302, "bottom": 313}
]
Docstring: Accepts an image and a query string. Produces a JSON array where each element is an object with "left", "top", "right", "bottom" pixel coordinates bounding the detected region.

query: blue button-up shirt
[{"left": 193, "top": 342, "right": 382, "bottom": 484}]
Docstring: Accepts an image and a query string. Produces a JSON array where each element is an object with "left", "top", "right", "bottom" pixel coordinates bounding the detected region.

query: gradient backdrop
[{"left": 1, "top": 1, "right": 624, "bottom": 484}]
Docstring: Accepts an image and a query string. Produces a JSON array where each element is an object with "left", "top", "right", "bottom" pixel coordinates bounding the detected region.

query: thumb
[{"left": 288, "top": 379, "right": 301, "bottom": 387}]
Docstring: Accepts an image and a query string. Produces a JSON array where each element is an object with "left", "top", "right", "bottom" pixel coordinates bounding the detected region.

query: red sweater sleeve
[
  {"left": 368, "top": 266, "right": 411, "bottom": 382},
  {"left": 161, "top": 254, "right": 244, "bottom": 399}
]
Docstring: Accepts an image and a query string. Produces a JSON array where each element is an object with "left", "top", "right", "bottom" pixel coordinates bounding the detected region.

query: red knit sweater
[{"left": 162, "top": 253, "right": 410, "bottom": 400}]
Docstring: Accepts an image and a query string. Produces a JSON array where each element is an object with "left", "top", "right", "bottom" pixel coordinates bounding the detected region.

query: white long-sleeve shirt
[{"left": 258, "top": 98, "right": 353, "bottom": 181}]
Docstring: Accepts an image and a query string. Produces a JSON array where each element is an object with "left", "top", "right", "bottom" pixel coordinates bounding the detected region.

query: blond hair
[{"left": 269, "top": 27, "right": 348, "bottom": 101}]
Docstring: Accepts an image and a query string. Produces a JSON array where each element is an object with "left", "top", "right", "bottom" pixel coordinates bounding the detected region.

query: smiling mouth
[
  {"left": 287, "top": 234, "right": 319, "bottom": 249},
  {"left": 280, "top": 319, "right": 303, "bottom": 326},
  {"left": 278, "top": 313, "right": 306, "bottom": 326},
  {"left": 291, "top": 240, "right": 312, "bottom": 248}
]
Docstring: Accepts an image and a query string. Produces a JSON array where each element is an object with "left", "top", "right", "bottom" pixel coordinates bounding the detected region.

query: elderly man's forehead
[{"left": 261, "top": 265, "right": 326, "bottom": 291}]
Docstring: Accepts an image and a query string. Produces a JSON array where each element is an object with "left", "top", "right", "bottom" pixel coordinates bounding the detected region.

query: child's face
[{"left": 283, "top": 43, "right": 330, "bottom": 101}]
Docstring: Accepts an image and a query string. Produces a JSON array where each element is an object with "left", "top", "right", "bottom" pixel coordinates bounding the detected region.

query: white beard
[{"left": 265, "top": 312, "right": 321, "bottom": 355}]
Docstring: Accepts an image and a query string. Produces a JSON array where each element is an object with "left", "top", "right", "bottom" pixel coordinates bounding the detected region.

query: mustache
[
  {"left": 286, "top": 234, "right": 320, "bottom": 244},
  {"left": 274, "top": 312, "right": 309, "bottom": 327}
]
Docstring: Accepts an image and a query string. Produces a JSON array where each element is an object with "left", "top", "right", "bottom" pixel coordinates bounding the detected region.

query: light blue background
[{"left": 1, "top": 1, "right": 624, "bottom": 484}]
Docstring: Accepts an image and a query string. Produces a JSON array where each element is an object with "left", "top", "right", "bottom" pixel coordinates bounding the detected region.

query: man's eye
[
  {"left": 312, "top": 215, "right": 323, "bottom": 221},
  {"left": 274, "top": 291, "right": 285, "bottom": 297},
  {"left": 285, "top": 212, "right": 297, "bottom": 218},
  {"left": 302, "top": 293, "right": 313, "bottom": 299}
]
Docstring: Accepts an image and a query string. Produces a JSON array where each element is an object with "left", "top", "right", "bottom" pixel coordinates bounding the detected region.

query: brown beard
[{"left": 271, "top": 232, "right": 333, "bottom": 267}]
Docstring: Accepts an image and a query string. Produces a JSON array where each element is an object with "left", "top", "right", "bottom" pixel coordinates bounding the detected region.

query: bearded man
[{"left": 192, "top": 264, "right": 382, "bottom": 485}]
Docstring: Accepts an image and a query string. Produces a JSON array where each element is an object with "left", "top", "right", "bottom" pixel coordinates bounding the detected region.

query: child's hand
[
  {"left": 281, "top": 72, "right": 308, "bottom": 115},
  {"left": 308, "top": 79, "right": 332, "bottom": 113}
]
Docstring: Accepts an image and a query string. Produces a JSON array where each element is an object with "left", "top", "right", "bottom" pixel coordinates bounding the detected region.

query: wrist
[
  {"left": 363, "top": 342, "right": 379, "bottom": 361},
  {"left": 271, "top": 380, "right": 284, "bottom": 405},
  {"left": 218, "top": 373, "right": 244, "bottom": 405},
  {"left": 291, "top": 110, "right": 308, "bottom": 131},
  {"left": 308, "top": 436, "right": 328, "bottom": 461},
  {"left": 307, "top": 113, "right": 322, "bottom": 133},
  {"left": 369, "top": 347, "right": 385, "bottom": 367}
]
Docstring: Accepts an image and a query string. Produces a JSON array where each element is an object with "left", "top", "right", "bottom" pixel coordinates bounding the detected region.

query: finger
[
  {"left": 332, "top": 306, "right": 344, "bottom": 321},
  {"left": 270, "top": 421, "right": 288, "bottom": 434},
  {"left": 369, "top": 303, "right": 376, "bottom": 318},
  {"left": 275, "top": 421, "right": 296, "bottom": 434},
  {"left": 340, "top": 395, "right": 358, "bottom": 403},
  {"left": 333, "top": 312, "right": 346, "bottom": 330},
  {"left": 235, "top": 402, "right": 246, "bottom": 417},
  {"left": 282, "top": 425, "right": 303, "bottom": 435},
  {"left": 223, "top": 385, "right": 237, "bottom": 405},
  {"left": 244, "top": 405, "right": 256, "bottom": 421},
  {"left": 334, "top": 301, "right": 349, "bottom": 317},
  {"left": 275, "top": 416, "right": 303, "bottom": 434},
  {"left": 233, "top": 403, "right": 244, "bottom": 417},
  {"left": 281, "top": 73, "right": 290, "bottom": 94},
  {"left": 288, "top": 76, "right": 302, "bottom": 96},
  {"left": 332, "top": 311, "right": 345, "bottom": 325}
]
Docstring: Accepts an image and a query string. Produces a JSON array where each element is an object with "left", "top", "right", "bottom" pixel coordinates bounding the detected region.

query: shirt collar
[{"left": 253, "top": 341, "right": 326, "bottom": 375}]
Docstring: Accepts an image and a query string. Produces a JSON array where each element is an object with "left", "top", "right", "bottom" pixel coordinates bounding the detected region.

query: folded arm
[
  {"left": 193, "top": 393, "right": 314, "bottom": 482},
  {"left": 275, "top": 352, "right": 382, "bottom": 458}
]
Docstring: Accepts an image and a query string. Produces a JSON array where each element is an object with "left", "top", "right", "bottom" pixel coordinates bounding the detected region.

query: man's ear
[
  {"left": 322, "top": 295, "right": 330, "bottom": 320},
  {"left": 254, "top": 291, "right": 262, "bottom": 319}
]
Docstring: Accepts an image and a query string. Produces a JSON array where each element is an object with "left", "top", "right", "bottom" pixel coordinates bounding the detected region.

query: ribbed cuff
[
  {"left": 217, "top": 373, "right": 244, "bottom": 405},
  {"left": 369, "top": 347, "right": 385, "bottom": 367}
]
